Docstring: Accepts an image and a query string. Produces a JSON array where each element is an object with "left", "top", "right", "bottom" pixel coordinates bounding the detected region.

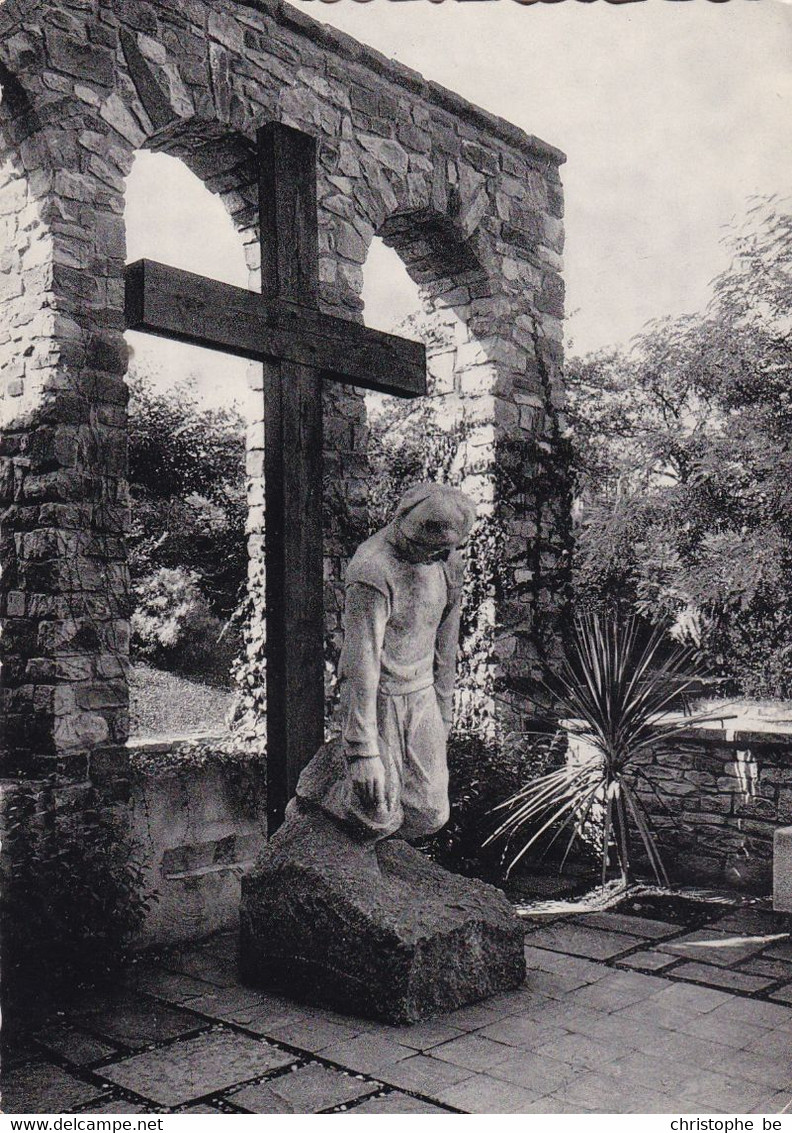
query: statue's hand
[{"left": 349, "top": 756, "right": 389, "bottom": 810}]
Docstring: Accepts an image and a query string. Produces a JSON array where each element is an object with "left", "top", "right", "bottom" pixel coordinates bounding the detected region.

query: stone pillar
[{"left": 0, "top": 106, "right": 131, "bottom": 777}]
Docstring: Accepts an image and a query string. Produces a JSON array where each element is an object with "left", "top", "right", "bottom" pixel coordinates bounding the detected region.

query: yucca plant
[{"left": 486, "top": 613, "right": 729, "bottom": 888}]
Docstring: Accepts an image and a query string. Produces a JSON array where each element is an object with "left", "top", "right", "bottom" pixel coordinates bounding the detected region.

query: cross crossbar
[{"left": 125, "top": 259, "right": 426, "bottom": 397}]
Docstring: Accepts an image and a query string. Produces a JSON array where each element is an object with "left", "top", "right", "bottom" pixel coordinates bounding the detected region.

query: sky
[{"left": 125, "top": 0, "right": 792, "bottom": 405}]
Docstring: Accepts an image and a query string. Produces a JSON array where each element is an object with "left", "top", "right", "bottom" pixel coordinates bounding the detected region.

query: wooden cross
[{"left": 125, "top": 123, "right": 426, "bottom": 832}]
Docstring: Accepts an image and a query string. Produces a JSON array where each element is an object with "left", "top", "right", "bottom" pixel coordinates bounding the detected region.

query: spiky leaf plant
[{"left": 486, "top": 614, "right": 729, "bottom": 887}]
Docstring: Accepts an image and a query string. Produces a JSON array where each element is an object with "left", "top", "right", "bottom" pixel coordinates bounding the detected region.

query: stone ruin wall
[
  {"left": 634, "top": 729, "right": 792, "bottom": 894},
  {"left": 0, "top": 0, "right": 568, "bottom": 783}
]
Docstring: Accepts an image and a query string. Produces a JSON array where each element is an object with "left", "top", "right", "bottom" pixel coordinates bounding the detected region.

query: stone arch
[{"left": 0, "top": 0, "right": 568, "bottom": 774}]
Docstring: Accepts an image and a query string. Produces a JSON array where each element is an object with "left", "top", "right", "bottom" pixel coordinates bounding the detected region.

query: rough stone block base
[
  {"left": 774, "top": 825, "right": 792, "bottom": 913},
  {"left": 239, "top": 805, "right": 526, "bottom": 1024}
]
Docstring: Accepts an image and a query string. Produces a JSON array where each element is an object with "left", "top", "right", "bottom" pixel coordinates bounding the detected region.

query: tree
[
  {"left": 567, "top": 197, "right": 792, "bottom": 697},
  {"left": 126, "top": 367, "right": 247, "bottom": 682}
]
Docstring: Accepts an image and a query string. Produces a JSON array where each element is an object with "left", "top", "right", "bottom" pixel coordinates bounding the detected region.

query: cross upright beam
[
  {"left": 125, "top": 122, "right": 427, "bottom": 834},
  {"left": 258, "top": 123, "right": 324, "bottom": 834}
]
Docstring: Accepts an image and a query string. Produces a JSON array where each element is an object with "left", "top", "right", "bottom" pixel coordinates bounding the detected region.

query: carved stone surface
[{"left": 239, "top": 805, "right": 526, "bottom": 1024}]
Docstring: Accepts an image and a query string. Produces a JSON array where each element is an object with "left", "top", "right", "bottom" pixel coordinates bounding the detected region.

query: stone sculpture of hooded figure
[{"left": 293, "top": 482, "right": 477, "bottom": 842}]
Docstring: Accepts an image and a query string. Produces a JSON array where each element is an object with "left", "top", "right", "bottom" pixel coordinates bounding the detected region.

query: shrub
[
  {"left": 131, "top": 567, "right": 238, "bottom": 684},
  {"left": 0, "top": 784, "right": 150, "bottom": 1032}
]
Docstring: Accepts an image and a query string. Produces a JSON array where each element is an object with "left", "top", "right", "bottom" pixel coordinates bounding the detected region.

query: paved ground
[{"left": 4, "top": 906, "right": 792, "bottom": 1114}]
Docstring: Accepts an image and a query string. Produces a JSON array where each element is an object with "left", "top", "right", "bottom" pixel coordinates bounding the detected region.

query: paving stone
[
  {"left": 670, "top": 962, "right": 776, "bottom": 994},
  {"left": 160, "top": 947, "right": 238, "bottom": 987},
  {"left": 703, "top": 995, "right": 792, "bottom": 1031},
  {"left": 706, "top": 1047, "right": 792, "bottom": 1091},
  {"left": 99, "top": 1030, "right": 297, "bottom": 1107},
  {"left": 556, "top": 1069, "right": 673, "bottom": 1114},
  {"left": 210, "top": 994, "right": 309, "bottom": 1034},
  {"left": 524, "top": 945, "right": 609, "bottom": 985},
  {"left": 477, "top": 1016, "right": 568, "bottom": 1051},
  {"left": 524, "top": 923, "right": 639, "bottom": 961},
  {"left": 436, "top": 1072, "right": 542, "bottom": 1113},
  {"left": 255, "top": 1017, "right": 361, "bottom": 1051},
  {"left": 567, "top": 970, "right": 672, "bottom": 1012},
  {"left": 769, "top": 983, "right": 792, "bottom": 1005},
  {"left": 441, "top": 1001, "right": 522, "bottom": 1032},
  {"left": 231, "top": 1064, "right": 378, "bottom": 1113},
  {"left": 82, "top": 1100, "right": 146, "bottom": 1114},
  {"left": 606, "top": 1049, "right": 713, "bottom": 1096},
  {"left": 386, "top": 1021, "right": 465, "bottom": 1051},
  {"left": 739, "top": 958, "right": 792, "bottom": 981},
  {"left": 377, "top": 1053, "right": 473, "bottom": 1095},
  {"left": 1, "top": 1062, "right": 108, "bottom": 1113},
  {"left": 643, "top": 980, "right": 733, "bottom": 1015},
  {"left": 530, "top": 1031, "right": 634, "bottom": 1070},
  {"left": 658, "top": 929, "right": 772, "bottom": 967},
  {"left": 488, "top": 1049, "right": 579, "bottom": 1094},
  {"left": 343, "top": 1090, "right": 449, "bottom": 1113},
  {"left": 185, "top": 985, "right": 278, "bottom": 1026},
  {"left": 618, "top": 949, "right": 680, "bottom": 973},
  {"left": 431, "top": 1033, "right": 515, "bottom": 1072},
  {"left": 571, "top": 911, "right": 679, "bottom": 941},
  {"left": 131, "top": 967, "right": 215, "bottom": 1005},
  {"left": 675, "top": 1068, "right": 773, "bottom": 1112},
  {"left": 180, "top": 1104, "right": 223, "bottom": 1113},
  {"left": 33, "top": 1025, "right": 118, "bottom": 1067},
  {"left": 321, "top": 1034, "right": 414, "bottom": 1075},
  {"left": 763, "top": 939, "right": 792, "bottom": 962},
  {"left": 744, "top": 1027, "right": 792, "bottom": 1060},
  {"left": 748, "top": 1090, "right": 792, "bottom": 1114},
  {"left": 679, "top": 1013, "right": 772, "bottom": 1051},
  {"left": 709, "top": 909, "right": 791, "bottom": 935},
  {"left": 74, "top": 995, "right": 203, "bottom": 1048}
]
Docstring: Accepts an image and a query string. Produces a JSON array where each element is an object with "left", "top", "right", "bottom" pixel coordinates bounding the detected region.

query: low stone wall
[
  {"left": 633, "top": 727, "right": 792, "bottom": 893},
  {"left": 91, "top": 739, "right": 266, "bottom": 948}
]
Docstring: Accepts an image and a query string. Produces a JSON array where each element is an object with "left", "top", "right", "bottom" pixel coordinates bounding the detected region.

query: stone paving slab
[
  {"left": 571, "top": 911, "right": 679, "bottom": 940},
  {"left": 430, "top": 1033, "right": 516, "bottom": 1073},
  {"left": 342, "top": 1090, "right": 449, "bottom": 1113},
  {"left": 740, "top": 957, "right": 792, "bottom": 980},
  {"left": 524, "top": 922, "right": 639, "bottom": 961},
  {"left": 383, "top": 1020, "right": 465, "bottom": 1051},
  {"left": 375, "top": 1053, "right": 473, "bottom": 1095},
  {"left": 618, "top": 948, "right": 680, "bottom": 972},
  {"left": 99, "top": 1030, "right": 297, "bottom": 1107},
  {"left": 434, "top": 1072, "right": 542, "bottom": 1114},
  {"left": 82, "top": 1100, "right": 146, "bottom": 1114},
  {"left": 230, "top": 1064, "right": 379, "bottom": 1113},
  {"left": 670, "top": 962, "right": 777, "bottom": 994},
  {"left": 320, "top": 1034, "right": 415, "bottom": 1076},
  {"left": 762, "top": 939, "right": 792, "bottom": 961},
  {"left": 2, "top": 1062, "right": 109, "bottom": 1114},
  {"left": 709, "top": 910, "right": 791, "bottom": 935},
  {"left": 73, "top": 994, "right": 204, "bottom": 1048},
  {"left": 159, "top": 948, "right": 239, "bottom": 988},
  {"left": 769, "top": 983, "right": 792, "bottom": 1005},
  {"left": 33, "top": 1024, "right": 119, "bottom": 1067},
  {"left": 261, "top": 1017, "right": 362, "bottom": 1052},
  {"left": 658, "top": 929, "right": 773, "bottom": 967},
  {"left": 487, "top": 1049, "right": 579, "bottom": 1094}
]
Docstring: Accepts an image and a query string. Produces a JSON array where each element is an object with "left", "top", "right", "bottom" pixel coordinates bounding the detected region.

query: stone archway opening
[{"left": 123, "top": 148, "right": 253, "bottom": 741}]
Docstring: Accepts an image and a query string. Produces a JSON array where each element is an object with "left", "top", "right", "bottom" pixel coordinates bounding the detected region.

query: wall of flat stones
[
  {"left": 633, "top": 729, "right": 792, "bottom": 893},
  {"left": 92, "top": 741, "right": 267, "bottom": 946},
  {"left": 0, "top": 0, "right": 567, "bottom": 778}
]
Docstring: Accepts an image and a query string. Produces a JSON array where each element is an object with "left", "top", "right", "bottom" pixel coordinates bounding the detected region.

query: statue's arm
[
  {"left": 341, "top": 581, "right": 389, "bottom": 759},
  {"left": 434, "top": 554, "right": 465, "bottom": 736}
]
